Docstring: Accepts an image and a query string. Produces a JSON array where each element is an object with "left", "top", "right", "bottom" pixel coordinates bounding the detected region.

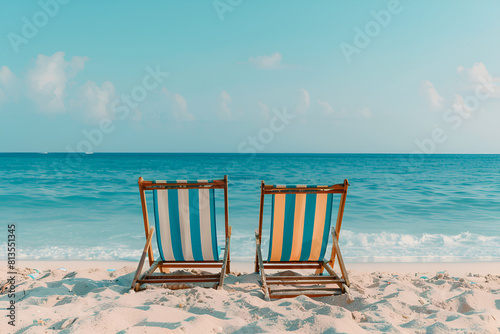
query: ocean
[{"left": 1, "top": 153, "right": 499, "bottom": 263}]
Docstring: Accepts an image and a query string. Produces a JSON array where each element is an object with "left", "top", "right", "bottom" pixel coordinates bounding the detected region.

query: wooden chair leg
[
  {"left": 218, "top": 227, "right": 232, "bottom": 290},
  {"left": 254, "top": 229, "right": 261, "bottom": 273},
  {"left": 322, "top": 261, "right": 342, "bottom": 291},
  {"left": 330, "top": 230, "right": 350, "bottom": 287},
  {"left": 225, "top": 227, "right": 232, "bottom": 275},
  {"left": 255, "top": 231, "right": 270, "bottom": 301},
  {"left": 131, "top": 227, "right": 155, "bottom": 289},
  {"left": 314, "top": 263, "right": 325, "bottom": 275},
  {"left": 135, "top": 261, "right": 161, "bottom": 291}
]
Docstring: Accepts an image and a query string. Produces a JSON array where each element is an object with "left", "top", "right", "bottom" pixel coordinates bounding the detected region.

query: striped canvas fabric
[
  {"left": 268, "top": 185, "right": 334, "bottom": 262},
  {"left": 152, "top": 180, "right": 219, "bottom": 262}
]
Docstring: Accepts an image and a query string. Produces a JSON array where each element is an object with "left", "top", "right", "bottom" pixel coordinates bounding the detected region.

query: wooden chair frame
[
  {"left": 255, "top": 179, "right": 350, "bottom": 300},
  {"left": 131, "top": 175, "right": 231, "bottom": 291}
]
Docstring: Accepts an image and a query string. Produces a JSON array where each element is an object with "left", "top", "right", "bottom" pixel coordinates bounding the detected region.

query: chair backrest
[
  {"left": 139, "top": 178, "right": 228, "bottom": 262},
  {"left": 258, "top": 181, "right": 349, "bottom": 262}
]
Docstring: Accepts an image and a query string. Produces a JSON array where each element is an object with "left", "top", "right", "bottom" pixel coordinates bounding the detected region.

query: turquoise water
[{"left": 1, "top": 153, "right": 499, "bottom": 262}]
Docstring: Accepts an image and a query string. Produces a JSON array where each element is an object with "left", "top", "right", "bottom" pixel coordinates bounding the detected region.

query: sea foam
[{"left": 2, "top": 231, "right": 499, "bottom": 262}]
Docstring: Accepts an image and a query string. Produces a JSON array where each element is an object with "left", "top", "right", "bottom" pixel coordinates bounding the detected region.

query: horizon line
[{"left": 1, "top": 152, "right": 500, "bottom": 155}]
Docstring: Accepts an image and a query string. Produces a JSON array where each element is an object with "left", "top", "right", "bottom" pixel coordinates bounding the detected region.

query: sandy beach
[
  {"left": 2, "top": 261, "right": 500, "bottom": 333},
  {"left": 3, "top": 0, "right": 500, "bottom": 332}
]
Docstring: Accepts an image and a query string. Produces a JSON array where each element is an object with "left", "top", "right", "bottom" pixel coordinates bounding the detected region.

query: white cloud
[
  {"left": 421, "top": 80, "right": 444, "bottom": 110},
  {"left": 294, "top": 89, "right": 310, "bottom": 115},
  {"left": 452, "top": 94, "right": 472, "bottom": 119},
  {"left": 358, "top": 107, "right": 372, "bottom": 118},
  {"left": 258, "top": 101, "right": 270, "bottom": 119},
  {"left": 161, "top": 88, "right": 195, "bottom": 121},
  {"left": 423, "top": 63, "right": 500, "bottom": 117},
  {"left": 0, "top": 66, "right": 21, "bottom": 105},
  {"left": 0, "top": 88, "right": 6, "bottom": 107},
  {"left": 131, "top": 108, "right": 142, "bottom": 122},
  {"left": 26, "top": 52, "right": 88, "bottom": 113},
  {"left": 217, "top": 90, "right": 232, "bottom": 120},
  {"left": 72, "top": 81, "right": 116, "bottom": 123},
  {"left": 172, "top": 92, "right": 194, "bottom": 121},
  {"left": 172, "top": 93, "right": 187, "bottom": 113},
  {"left": 317, "top": 99, "right": 334, "bottom": 117},
  {"left": 315, "top": 99, "right": 368, "bottom": 120},
  {"left": 456, "top": 62, "right": 500, "bottom": 98},
  {"left": 0, "top": 67, "right": 9, "bottom": 108},
  {"left": 247, "top": 52, "right": 283, "bottom": 70},
  {"left": 421, "top": 63, "right": 500, "bottom": 123},
  {"left": 0, "top": 66, "right": 15, "bottom": 86},
  {"left": 458, "top": 62, "right": 495, "bottom": 83}
]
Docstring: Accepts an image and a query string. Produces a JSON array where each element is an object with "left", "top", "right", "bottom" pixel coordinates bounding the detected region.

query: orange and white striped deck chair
[{"left": 255, "top": 179, "right": 350, "bottom": 300}]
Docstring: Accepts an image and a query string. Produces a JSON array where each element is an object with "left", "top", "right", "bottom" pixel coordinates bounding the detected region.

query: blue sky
[{"left": 1, "top": 0, "right": 500, "bottom": 153}]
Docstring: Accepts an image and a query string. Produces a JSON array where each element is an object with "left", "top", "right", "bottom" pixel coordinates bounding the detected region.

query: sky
[{"left": 1, "top": 0, "right": 500, "bottom": 153}]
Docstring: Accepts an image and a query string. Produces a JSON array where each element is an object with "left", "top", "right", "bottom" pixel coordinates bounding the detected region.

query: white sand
[{"left": 1, "top": 261, "right": 500, "bottom": 333}]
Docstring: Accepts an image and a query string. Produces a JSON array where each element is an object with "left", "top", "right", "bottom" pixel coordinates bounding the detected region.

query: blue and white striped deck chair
[
  {"left": 131, "top": 176, "right": 231, "bottom": 291},
  {"left": 255, "top": 179, "right": 350, "bottom": 300}
]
